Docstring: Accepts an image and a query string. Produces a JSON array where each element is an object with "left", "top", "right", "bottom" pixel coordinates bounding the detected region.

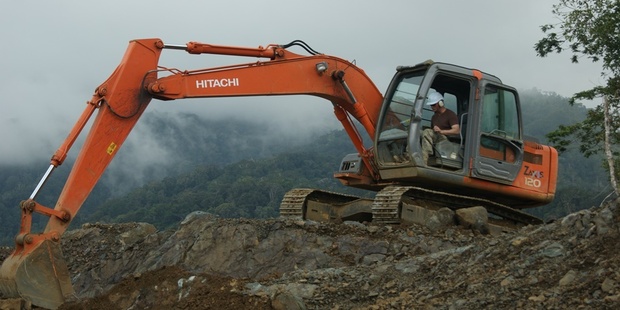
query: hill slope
[{"left": 2, "top": 200, "right": 618, "bottom": 309}]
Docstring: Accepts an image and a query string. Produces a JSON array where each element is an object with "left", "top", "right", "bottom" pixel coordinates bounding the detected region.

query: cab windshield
[{"left": 378, "top": 71, "right": 425, "bottom": 140}]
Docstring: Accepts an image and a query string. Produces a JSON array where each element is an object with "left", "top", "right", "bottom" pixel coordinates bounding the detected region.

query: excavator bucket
[
  {"left": 0, "top": 240, "right": 73, "bottom": 309},
  {"left": 0, "top": 38, "right": 164, "bottom": 309}
]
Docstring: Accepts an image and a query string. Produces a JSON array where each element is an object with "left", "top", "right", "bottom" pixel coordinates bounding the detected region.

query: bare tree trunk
[{"left": 603, "top": 95, "right": 619, "bottom": 197}]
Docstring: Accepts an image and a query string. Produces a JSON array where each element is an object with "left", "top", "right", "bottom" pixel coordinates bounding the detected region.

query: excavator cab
[
  {"left": 339, "top": 60, "right": 554, "bottom": 208},
  {"left": 381, "top": 61, "right": 524, "bottom": 183},
  {"left": 375, "top": 61, "right": 477, "bottom": 170}
]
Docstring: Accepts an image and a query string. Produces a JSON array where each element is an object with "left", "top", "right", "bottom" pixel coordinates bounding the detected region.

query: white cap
[{"left": 425, "top": 92, "right": 443, "bottom": 106}]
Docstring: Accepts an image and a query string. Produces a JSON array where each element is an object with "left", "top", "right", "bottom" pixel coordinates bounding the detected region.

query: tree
[{"left": 535, "top": 0, "right": 620, "bottom": 197}]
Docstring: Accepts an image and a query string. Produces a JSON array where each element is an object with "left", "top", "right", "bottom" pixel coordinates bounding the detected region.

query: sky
[{"left": 0, "top": 0, "right": 605, "bottom": 166}]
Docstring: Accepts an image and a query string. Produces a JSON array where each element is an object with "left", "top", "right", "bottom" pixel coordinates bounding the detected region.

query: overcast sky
[{"left": 0, "top": 0, "right": 605, "bottom": 165}]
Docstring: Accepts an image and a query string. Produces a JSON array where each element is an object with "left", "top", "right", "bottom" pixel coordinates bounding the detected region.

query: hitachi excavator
[{"left": 0, "top": 38, "right": 558, "bottom": 308}]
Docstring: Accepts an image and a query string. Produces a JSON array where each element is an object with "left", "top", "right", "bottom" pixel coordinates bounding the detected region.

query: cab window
[
  {"left": 378, "top": 72, "right": 423, "bottom": 140},
  {"left": 479, "top": 86, "right": 521, "bottom": 163},
  {"left": 481, "top": 86, "right": 520, "bottom": 139}
]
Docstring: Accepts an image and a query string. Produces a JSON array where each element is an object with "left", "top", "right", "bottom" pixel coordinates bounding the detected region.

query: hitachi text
[{"left": 196, "top": 78, "right": 239, "bottom": 88}]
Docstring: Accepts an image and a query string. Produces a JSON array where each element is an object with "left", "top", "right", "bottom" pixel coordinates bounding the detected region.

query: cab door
[{"left": 471, "top": 83, "right": 524, "bottom": 183}]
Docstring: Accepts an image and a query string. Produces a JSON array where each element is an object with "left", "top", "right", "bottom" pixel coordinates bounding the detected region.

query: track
[
  {"left": 371, "top": 186, "right": 543, "bottom": 225},
  {"left": 279, "top": 188, "right": 366, "bottom": 221},
  {"left": 279, "top": 188, "right": 313, "bottom": 219},
  {"left": 280, "top": 186, "right": 543, "bottom": 226}
]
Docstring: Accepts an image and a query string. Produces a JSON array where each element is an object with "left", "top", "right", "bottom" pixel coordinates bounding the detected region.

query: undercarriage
[{"left": 280, "top": 186, "right": 544, "bottom": 230}]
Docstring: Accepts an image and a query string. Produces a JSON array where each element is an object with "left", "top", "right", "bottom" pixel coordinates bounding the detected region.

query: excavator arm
[
  {"left": 0, "top": 38, "right": 163, "bottom": 309},
  {"left": 149, "top": 41, "right": 383, "bottom": 177},
  {"left": 0, "top": 38, "right": 385, "bottom": 308}
]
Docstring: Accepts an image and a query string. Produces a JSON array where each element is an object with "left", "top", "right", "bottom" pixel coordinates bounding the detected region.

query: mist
[
  {"left": 101, "top": 102, "right": 343, "bottom": 193},
  {"left": 1, "top": 0, "right": 606, "bottom": 170}
]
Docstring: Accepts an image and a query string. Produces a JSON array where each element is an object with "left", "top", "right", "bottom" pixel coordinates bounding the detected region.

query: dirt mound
[
  {"left": 59, "top": 266, "right": 271, "bottom": 310},
  {"left": 2, "top": 201, "right": 620, "bottom": 309}
]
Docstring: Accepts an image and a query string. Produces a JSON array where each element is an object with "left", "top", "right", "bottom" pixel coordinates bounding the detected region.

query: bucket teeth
[{"left": 0, "top": 240, "right": 74, "bottom": 309}]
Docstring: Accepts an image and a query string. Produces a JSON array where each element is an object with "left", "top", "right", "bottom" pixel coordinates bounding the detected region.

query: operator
[{"left": 422, "top": 92, "right": 459, "bottom": 164}]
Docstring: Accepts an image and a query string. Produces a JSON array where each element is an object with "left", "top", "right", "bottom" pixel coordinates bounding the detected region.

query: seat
[{"left": 447, "top": 112, "right": 467, "bottom": 147}]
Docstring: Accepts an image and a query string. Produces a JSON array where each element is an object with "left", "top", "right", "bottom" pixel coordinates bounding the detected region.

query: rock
[
  {"left": 602, "top": 278, "right": 616, "bottom": 293},
  {"left": 500, "top": 276, "right": 514, "bottom": 287},
  {"left": 272, "top": 291, "right": 307, "bottom": 310},
  {"left": 362, "top": 254, "right": 386, "bottom": 265},
  {"left": 559, "top": 270, "right": 577, "bottom": 286},
  {"left": 0, "top": 299, "right": 24, "bottom": 310},
  {"left": 540, "top": 242, "right": 565, "bottom": 258},
  {"left": 511, "top": 236, "right": 527, "bottom": 247},
  {"left": 560, "top": 213, "right": 580, "bottom": 228},
  {"left": 455, "top": 207, "right": 489, "bottom": 234},
  {"left": 119, "top": 223, "right": 157, "bottom": 248},
  {"left": 425, "top": 208, "right": 456, "bottom": 231},
  {"left": 593, "top": 208, "right": 614, "bottom": 235},
  {"left": 604, "top": 294, "right": 620, "bottom": 302},
  {"left": 528, "top": 294, "right": 546, "bottom": 302}
]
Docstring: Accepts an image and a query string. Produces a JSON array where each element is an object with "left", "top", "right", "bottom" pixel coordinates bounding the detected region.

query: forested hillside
[
  {"left": 78, "top": 130, "right": 363, "bottom": 228},
  {"left": 0, "top": 112, "right": 341, "bottom": 245},
  {"left": 0, "top": 89, "right": 611, "bottom": 245},
  {"left": 519, "top": 89, "right": 610, "bottom": 219}
]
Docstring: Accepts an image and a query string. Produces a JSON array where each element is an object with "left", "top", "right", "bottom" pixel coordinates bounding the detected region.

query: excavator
[{"left": 0, "top": 38, "right": 558, "bottom": 308}]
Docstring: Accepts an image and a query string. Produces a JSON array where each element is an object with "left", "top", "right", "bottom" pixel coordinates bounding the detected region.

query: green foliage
[
  {"left": 535, "top": 0, "right": 620, "bottom": 192},
  {"left": 535, "top": 0, "right": 620, "bottom": 73},
  {"left": 520, "top": 89, "right": 610, "bottom": 220},
  {"left": 547, "top": 107, "right": 605, "bottom": 156},
  {"left": 79, "top": 130, "right": 360, "bottom": 230}
]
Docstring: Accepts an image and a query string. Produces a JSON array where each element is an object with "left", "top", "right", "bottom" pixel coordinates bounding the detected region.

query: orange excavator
[{"left": 0, "top": 38, "right": 558, "bottom": 308}]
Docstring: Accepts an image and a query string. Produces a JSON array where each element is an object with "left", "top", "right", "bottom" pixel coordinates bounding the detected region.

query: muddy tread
[
  {"left": 280, "top": 188, "right": 362, "bottom": 220},
  {"left": 372, "top": 185, "right": 543, "bottom": 225},
  {"left": 282, "top": 186, "right": 543, "bottom": 226},
  {"left": 279, "top": 188, "right": 314, "bottom": 219}
]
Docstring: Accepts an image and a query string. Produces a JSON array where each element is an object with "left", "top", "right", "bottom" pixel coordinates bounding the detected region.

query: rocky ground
[{"left": 1, "top": 200, "right": 620, "bottom": 309}]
